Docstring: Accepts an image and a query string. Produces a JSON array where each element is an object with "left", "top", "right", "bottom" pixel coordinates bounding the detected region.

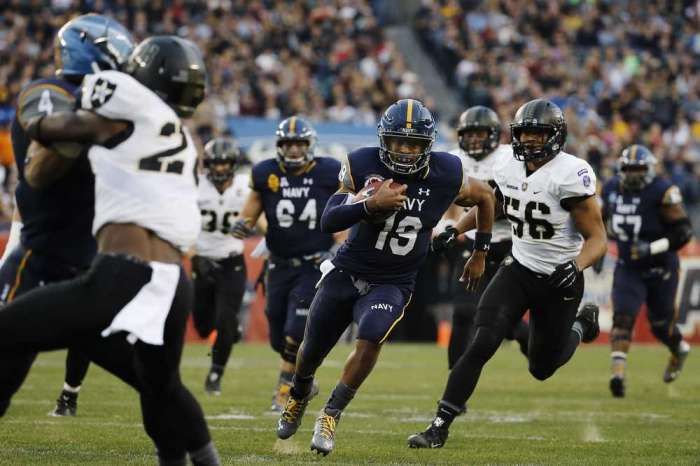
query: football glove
[
  {"left": 547, "top": 260, "right": 580, "bottom": 289},
  {"left": 231, "top": 219, "right": 255, "bottom": 239},
  {"left": 431, "top": 226, "right": 459, "bottom": 253}
]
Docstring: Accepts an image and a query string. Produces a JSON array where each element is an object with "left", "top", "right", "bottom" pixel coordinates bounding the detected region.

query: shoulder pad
[{"left": 17, "top": 82, "right": 75, "bottom": 129}]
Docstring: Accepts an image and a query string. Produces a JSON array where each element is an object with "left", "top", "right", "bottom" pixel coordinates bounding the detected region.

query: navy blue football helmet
[
  {"left": 618, "top": 144, "right": 657, "bottom": 191},
  {"left": 378, "top": 99, "right": 436, "bottom": 175},
  {"left": 275, "top": 116, "right": 317, "bottom": 170},
  {"left": 54, "top": 14, "right": 135, "bottom": 80},
  {"left": 203, "top": 137, "right": 241, "bottom": 184},
  {"left": 510, "top": 99, "right": 567, "bottom": 162}
]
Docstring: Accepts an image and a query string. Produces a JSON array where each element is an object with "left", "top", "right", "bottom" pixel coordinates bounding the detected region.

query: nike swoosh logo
[
  {"left": 533, "top": 191, "right": 542, "bottom": 194},
  {"left": 563, "top": 296, "right": 575, "bottom": 301}
]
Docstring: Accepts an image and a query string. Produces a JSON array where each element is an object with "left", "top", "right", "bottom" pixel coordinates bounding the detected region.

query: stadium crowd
[
  {"left": 0, "top": 0, "right": 428, "bottom": 221},
  {"left": 414, "top": 0, "right": 700, "bottom": 205}
]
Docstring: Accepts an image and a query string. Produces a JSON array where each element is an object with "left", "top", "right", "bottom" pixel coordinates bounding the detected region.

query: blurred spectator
[{"left": 414, "top": 0, "right": 700, "bottom": 209}]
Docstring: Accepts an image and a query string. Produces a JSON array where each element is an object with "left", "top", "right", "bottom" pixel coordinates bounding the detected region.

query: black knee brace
[
  {"left": 611, "top": 314, "right": 635, "bottom": 343},
  {"left": 281, "top": 337, "right": 300, "bottom": 364}
]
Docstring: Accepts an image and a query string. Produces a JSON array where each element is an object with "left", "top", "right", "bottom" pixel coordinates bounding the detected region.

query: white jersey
[
  {"left": 451, "top": 144, "right": 512, "bottom": 243},
  {"left": 80, "top": 70, "right": 200, "bottom": 251},
  {"left": 196, "top": 174, "right": 249, "bottom": 259},
  {"left": 493, "top": 151, "right": 597, "bottom": 275}
]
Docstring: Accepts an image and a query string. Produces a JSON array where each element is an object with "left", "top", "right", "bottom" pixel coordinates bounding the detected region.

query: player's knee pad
[
  {"left": 281, "top": 337, "right": 300, "bottom": 364},
  {"left": 611, "top": 314, "right": 634, "bottom": 344}
]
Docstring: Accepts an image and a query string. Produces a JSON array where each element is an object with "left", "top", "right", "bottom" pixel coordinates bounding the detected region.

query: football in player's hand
[{"left": 352, "top": 178, "right": 407, "bottom": 223}]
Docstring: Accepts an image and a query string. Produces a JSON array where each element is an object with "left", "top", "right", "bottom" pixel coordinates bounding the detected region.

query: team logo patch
[
  {"left": 581, "top": 175, "right": 591, "bottom": 188},
  {"left": 90, "top": 78, "right": 116, "bottom": 108},
  {"left": 503, "top": 256, "right": 514, "bottom": 266},
  {"left": 521, "top": 182, "right": 528, "bottom": 191},
  {"left": 267, "top": 173, "right": 280, "bottom": 192}
]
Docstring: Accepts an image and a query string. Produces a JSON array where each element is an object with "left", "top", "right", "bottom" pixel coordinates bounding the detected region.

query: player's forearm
[
  {"left": 239, "top": 192, "right": 264, "bottom": 227},
  {"left": 656, "top": 217, "right": 693, "bottom": 253},
  {"left": 474, "top": 189, "right": 495, "bottom": 234},
  {"left": 26, "top": 112, "right": 96, "bottom": 144},
  {"left": 25, "top": 142, "right": 77, "bottom": 189},
  {"left": 320, "top": 193, "right": 370, "bottom": 233},
  {"left": 453, "top": 207, "right": 477, "bottom": 235},
  {"left": 575, "top": 232, "right": 607, "bottom": 271}
]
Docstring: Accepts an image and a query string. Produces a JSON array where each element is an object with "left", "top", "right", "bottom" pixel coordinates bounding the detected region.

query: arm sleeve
[{"left": 320, "top": 192, "right": 369, "bottom": 233}]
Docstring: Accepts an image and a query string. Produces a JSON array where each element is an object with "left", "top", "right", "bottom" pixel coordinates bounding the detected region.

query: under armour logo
[
  {"left": 90, "top": 78, "right": 116, "bottom": 108},
  {"left": 418, "top": 188, "right": 431, "bottom": 196},
  {"left": 303, "top": 178, "right": 314, "bottom": 185},
  {"left": 433, "top": 417, "right": 445, "bottom": 427}
]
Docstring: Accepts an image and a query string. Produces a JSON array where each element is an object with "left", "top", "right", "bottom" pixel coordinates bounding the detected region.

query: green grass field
[{"left": 1, "top": 342, "right": 698, "bottom": 465}]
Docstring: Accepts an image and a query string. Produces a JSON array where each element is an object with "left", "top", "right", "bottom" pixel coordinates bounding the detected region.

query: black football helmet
[
  {"left": 618, "top": 144, "right": 657, "bottom": 191},
  {"left": 125, "top": 36, "right": 207, "bottom": 118},
  {"left": 203, "top": 137, "right": 241, "bottom": 184},
  {"left": 457, "top": 106, "right": 501, "bottom": 160},
  {"left": 275, "top": 116, "right": 317, "bottom": 170},
  {"left": 378, "top": 99, "right": 436, "bottom": 175},
  {"left": 510, "top": 99, "right": 567, "bottom": 162}
]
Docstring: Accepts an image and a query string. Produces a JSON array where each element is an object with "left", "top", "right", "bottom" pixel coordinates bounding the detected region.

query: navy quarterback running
[
  {"left": 232, "top": 116, "right": 341, "bottom": 411},
  {"left": 275, "top": 99, "right": 495, "bottom": 456},
  {"left": 433, "top": 105, "right": 529, "bottom": 372},
  {"left": 0, "top": 14, "right": 134, "bottom": 418},
  {"left": 193, "top": 137, "right": 250, "bottom": 395},
  {"left": 602, "top": 144, "right": 692, "bottom": 397},
  {"left": 408, "top": 99, "right": 607, "bottom": 449},
  {"left": 0, "top": 36, "right": 221, "bottom": 464}
]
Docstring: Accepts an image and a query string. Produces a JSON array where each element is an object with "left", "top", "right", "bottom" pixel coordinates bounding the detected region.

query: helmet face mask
[
  {"left": 457, "top": 106, "right": 501, "bottom": 160},
  {"left": 510, "top": 99, "right": 567, "bottom": 162},
  {"left": 378, "top": 99, "right": 436, "bottom": 175},
  {"left": 203, "top": 137, "right": 240, "bottom": 184},
  {"left": 618, "top": 145, "right": 656, "bottom": 191},
  {"left": 275, "top": 116, "right": 316, "bottom": 170},
  {"left": 54, "top": 14, "right": 135, "bottom": 80}
]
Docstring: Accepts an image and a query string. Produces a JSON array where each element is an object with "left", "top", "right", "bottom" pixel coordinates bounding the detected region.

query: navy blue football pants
[
  {"left": 265, "top": 261, "right": 320, "bottom": 355},
  {"left": 298, "top": 265, "right": 411, "bottom": 368}
]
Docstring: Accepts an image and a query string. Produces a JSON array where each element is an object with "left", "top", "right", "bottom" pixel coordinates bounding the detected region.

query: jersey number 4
[{"left": 503, "top": 195, "right": 554, "bottom": 239}]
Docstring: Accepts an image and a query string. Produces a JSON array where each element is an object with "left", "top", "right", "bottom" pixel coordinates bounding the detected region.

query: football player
[
  {"left": 602, "top": 145, "right": 692, "bottom": 397},
  {"left": 232, "top": 116, "right": 341, "bottom": 411},
  {"left": 433, "top": 106, "right": 529, "bottom": 372},
  {"left": 0, "top": 14, "right": 134, "bottom": 418},
  {"left": 275, "top": 99, "right": 496, "bottom": 456},
  {"left": 193, "top": 137, "right": 249, "bottom": 395},
  {"left": 407, "top": 99, "right": 607, "bottom": 449},
  {"left": 0, "top": 37, "right": 220, "bottom": 464}
]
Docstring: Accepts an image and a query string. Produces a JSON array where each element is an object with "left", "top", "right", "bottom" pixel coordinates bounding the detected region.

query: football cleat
[
  {"left": 310, "top": 408, "right": 341, "bottom": 456},
  {"left": 407, "top": 423, "right": 449, "bottom": 449},
  {"left": 609, "top": 375, "right": 625, "bottom": 398},
  {"left": 271, "top": 380, "right": 319, "bottom": 412},
  {"left": 49, "top": 390, "right": 78, "bottom": 417},
  {"left": 663, "top": 340, "right": 690, "bottom": 383},
  {"left": 276, "top": 388, "right": 318, "bottom": 440},
  {"left": 204, "top": 371, "right": 221, "bottom": 396},
  {"left": 576, "top": 303, "right": 600, "bottom": 343}
]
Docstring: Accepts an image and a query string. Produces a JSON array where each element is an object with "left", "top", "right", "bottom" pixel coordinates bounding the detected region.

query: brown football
[{"left": 352, "top": 179, "right": 404, "bottom": 222}]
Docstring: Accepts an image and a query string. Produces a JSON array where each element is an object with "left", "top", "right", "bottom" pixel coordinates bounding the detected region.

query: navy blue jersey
[
  {"left": 251, "top": 157, "right": 340, "bottom": 258},
  {"left": 10, "top": 78, "right": 96, "bottom": 269},
  {"left": 602, "top": 175, "right": 680, "bottom": 268},
  {"left": 332, "top": 147, "right": 463, "bottom": 287}
]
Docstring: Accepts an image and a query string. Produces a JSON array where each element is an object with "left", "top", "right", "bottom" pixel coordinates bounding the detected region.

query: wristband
[
  {"left": 474, "top": 231, "right": 491, "bottom": 252},
  {"left": 650, "top": 238, "right": 670, "bottom": 255}
]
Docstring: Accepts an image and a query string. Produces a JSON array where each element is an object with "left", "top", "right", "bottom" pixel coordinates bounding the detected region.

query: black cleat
[
  {"left": 663, "top": 341, "right": 690, "bottom": 383},
  {"left": 205, "top": 371, "right": 221, "bottom": 396},
  {"left": 576, "top": 303, "right": 600, "bottom": 343},
  {"left": 49, "top": 390, "right": 78, "bottom": 417},
  {"left": 407, "top": 423, "right": 449, "bottom": 449},
  {"left": 609, "top": 376, "right": 625, "bottom": 398}
]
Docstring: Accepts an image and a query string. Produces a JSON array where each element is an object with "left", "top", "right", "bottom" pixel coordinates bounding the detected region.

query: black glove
[
  {"left": 231, "top": 219, "right": 255, "bottom": 239},
  {"left": 630, "top": 241, "right": 651, "bottom": 261},
  {"left": 191, "top": 255, "right": 220, "bottom": 282},
  {"left": 591, "top": 255, "right": 605, "bottom": 274},
  {"left": 431, "top": 226, "right": 459, "bottom": 253},
  {"left": 547, "top": 260, "right": 580, "bottom": 289}
]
